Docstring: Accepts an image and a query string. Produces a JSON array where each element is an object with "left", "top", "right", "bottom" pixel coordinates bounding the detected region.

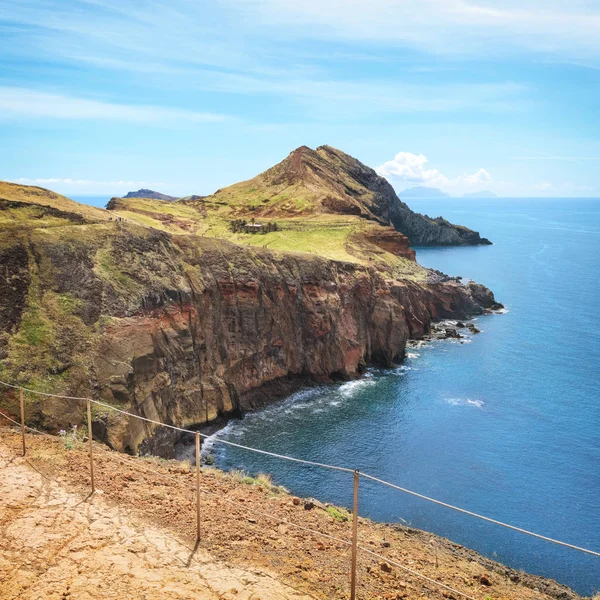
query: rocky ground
[{"left": 0, "top": 428, "right": 585, "bottom": 600}]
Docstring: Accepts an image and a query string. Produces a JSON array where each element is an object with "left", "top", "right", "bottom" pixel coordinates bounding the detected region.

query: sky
[{"left": 1, "top": 0, "right": 599, "bottom": 198}]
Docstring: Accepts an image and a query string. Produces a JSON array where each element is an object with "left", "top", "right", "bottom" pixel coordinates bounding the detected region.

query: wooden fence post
[
  {"left": 350, "top": 469, "right": 359, "bottom": 600},
  {"left": 20, "top": 388, "right": 26, "bottom": 456},
  {"left": 87, "top": 399, "right": 95, "bottom": 493},
  {"left": 196, "top": 432, "right": 201, "bottom": 541}
]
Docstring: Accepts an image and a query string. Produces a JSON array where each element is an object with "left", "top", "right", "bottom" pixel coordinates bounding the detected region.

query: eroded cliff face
[{"left": 0, "top": 221, "right": 498, "bottom": 456}]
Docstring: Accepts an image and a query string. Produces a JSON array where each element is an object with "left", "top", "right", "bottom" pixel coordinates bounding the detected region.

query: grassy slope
[
  {"left": 0, "top": 181, "right": 110, "bottom": 224},
  {"left": 107, "top": 198, "right": 427, "bottom": 281}
]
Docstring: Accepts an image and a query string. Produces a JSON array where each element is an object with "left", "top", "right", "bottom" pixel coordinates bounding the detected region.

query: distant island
[
  {"left": 463, "top": 190, "right": 497, "bottom": 198},
  {"left": 399, "top": 186, "right": 450, "bottom": 198},
  {"left": 123, "top": 188, "right": 178, "bottom": 201}
]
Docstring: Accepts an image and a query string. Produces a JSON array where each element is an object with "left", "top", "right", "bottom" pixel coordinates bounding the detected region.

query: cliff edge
[{"left": 0, "top": 171, "right": 499, "bottom": 454}]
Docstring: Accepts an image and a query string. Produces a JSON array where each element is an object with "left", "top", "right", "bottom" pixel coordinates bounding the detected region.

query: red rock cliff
[{"left": 1, "top": 227, "right": 495, "bottom": 455}]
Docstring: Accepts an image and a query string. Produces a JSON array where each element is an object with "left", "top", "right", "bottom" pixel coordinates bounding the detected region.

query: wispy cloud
[
  {"left": 0, "top": 1, "right": 533, "bottom": 123},
  {"left": 235, "top": 0, "right": 600, "bottom": 62},
  {"left": 0, "top": 87, "right": 227, "bottom": 123},
  {"left": 376, "top": 152, "right": 492, "bottom": 193}
]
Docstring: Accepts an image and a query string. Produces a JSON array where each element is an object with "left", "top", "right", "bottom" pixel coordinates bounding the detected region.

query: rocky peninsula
[{"left": 0, "top": 146, "right": 499, "bottom": 456}]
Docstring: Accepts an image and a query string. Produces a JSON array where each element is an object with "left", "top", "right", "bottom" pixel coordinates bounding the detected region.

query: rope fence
[{"left": 1, "top": 379, "right": 599, "bottom": 600}]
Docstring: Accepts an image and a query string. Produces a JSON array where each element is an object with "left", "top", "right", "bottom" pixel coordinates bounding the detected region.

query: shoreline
[
  {"left": 183, "top": 314, "right": 499, "bottom": 463},
  {"left": 171, "top": 309, "right": 599, "bottom": 598}
]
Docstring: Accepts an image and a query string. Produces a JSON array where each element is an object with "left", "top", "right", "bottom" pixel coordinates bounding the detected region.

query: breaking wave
[{"left": 444, "top": 398, "right": 485, "bottom": 408}]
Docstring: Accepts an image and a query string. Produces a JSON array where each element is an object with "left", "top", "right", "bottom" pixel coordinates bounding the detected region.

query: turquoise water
[{"left": 212, "top": 198, "right": 600, "bottom": 595}]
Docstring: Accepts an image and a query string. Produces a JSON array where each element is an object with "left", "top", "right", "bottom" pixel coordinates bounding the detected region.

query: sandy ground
[
  {"left": 0, "top": 443, "right": 314, "bottom": 600},
  {"left": 0, "top": 430, "right": 585, "bottom": 600}
]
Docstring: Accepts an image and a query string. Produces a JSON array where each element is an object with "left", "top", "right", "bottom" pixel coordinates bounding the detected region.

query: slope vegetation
[
  {"left": 187, "top": 145, "right": 491, "bottom": 246},
  {"left": 0, "top": 175, "right": 498, "bottom": 454}
]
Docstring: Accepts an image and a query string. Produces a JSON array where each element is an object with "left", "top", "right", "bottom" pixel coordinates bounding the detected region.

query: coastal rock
[
  {"left": 303, "top": 499, "right": 326, "bottom": 511},
  {"left": 122, "top": 189, "right": 178, "bottom": 201},
  {"left": 361, "top": 226, "right": 416, "bottom": 261},
  {"left": 465, "top": 282, "right": 504, "bottom": 311}
]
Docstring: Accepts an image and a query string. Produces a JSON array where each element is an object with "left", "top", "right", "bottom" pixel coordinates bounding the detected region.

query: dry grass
[{"left": 0, "top": 181, "right": 109, "bottom": 222}]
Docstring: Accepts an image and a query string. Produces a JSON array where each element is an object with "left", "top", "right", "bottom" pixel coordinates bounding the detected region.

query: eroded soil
[{"left": 0, "top": 430, "right": 583, "bottom": 600}]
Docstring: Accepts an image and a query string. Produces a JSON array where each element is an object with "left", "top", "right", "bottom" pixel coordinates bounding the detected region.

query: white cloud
[
  {"left": 375, "top": 152, "right": 492, "bottom": 193},
  {"left": 0, "top": 87, "right": 227, "bottom": 123}
]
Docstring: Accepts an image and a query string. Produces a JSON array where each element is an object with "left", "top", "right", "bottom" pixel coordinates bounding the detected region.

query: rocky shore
[{"left": 0, "top": 226, "right": 499, "bottom": 458}]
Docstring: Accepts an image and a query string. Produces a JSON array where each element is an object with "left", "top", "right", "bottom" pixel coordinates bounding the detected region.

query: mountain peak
[{"left": 202, "top": 145, "right": 491, "bottom": 246}]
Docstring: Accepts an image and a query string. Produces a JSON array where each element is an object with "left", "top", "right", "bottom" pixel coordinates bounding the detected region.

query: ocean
[
  {"left": 71, "top": 196, "right": 111, "bottom": 208},
  {"left": 209, "top": 198, "right": 600, "bottom": 595}
]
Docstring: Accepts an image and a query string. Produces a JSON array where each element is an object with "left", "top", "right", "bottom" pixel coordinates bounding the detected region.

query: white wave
[
  {"left": 406, "top": 352, "right": 420, "bottom": 359},
  {"left": 444, "top": 398, "right": 485, "bottom": 408},
  {"left": 201, "top": 420, "right": 236, "bottom": 458},
  {"left": 338, "top": 378, "right": 377, "bottom": 397}
]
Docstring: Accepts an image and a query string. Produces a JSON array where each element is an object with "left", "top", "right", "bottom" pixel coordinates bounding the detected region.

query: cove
[{"left": 211, "top": 198, "right": 600, "bottom": 596}]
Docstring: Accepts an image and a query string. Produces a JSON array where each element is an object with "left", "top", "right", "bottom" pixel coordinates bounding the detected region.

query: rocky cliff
[
  {"left": 0, "top": 181, "right": 500, "bottom": 455},
  {"left": 200, "top": 145, "right": 491, "bottom": 246}
]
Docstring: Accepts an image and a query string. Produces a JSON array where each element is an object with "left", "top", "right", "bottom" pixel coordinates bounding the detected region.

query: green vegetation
[
  {"left": 59, "top": 425, "right": 83, "bottom": 450},
  {"left": 3, "top": 288, "right": 96, "bottom": 393},
  {"left": 107, "top": 193, "right": 428, "bottom": 281},
  {"left": 325, "top": 506, "right": 349, "bottom": 522},
  {"left": 226, "top": 469, "right": 287, "bottom": 494}
]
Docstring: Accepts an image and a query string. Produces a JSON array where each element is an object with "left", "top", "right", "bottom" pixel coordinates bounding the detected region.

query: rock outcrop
[
  {"left": 204, "top": 145, "right": 491, "bottom": 246},
  {"left": 0, "top": 214, "right": 499, "bottom": 455}
]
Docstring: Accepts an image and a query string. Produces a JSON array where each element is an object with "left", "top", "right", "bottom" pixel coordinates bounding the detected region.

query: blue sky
[{"left": 1, "top": 0, "right": 599, "bottom": 197}]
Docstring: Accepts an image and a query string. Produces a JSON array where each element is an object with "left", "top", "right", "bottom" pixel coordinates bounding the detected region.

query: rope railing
[
  {"left": 359, "top": 473, "right": 600, "bottom": 557},
  {"left": 1, "top": 378, "right": 599, "bottom": 598},
  {"left": 0, "top": 380, "right": 353, "bottom": 473},
  {"left": 1, "top": 415, "right": 477, "bottom": 600}
]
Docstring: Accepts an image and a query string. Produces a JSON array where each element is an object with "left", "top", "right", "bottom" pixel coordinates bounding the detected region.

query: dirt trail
[
  {"left": 0, "top": 444, "right": 313, "bottom": 600},
  {"left": 0, "top": 431, "right": 585, "bottom": 600}
]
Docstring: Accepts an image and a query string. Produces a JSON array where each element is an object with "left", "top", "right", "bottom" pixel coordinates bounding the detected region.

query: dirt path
[
  {"left": 0, "top": 431, "right": 585, "bottom": 600},
  {"left": 0, "top": 445, "right": 313, "bottom": 600}
]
